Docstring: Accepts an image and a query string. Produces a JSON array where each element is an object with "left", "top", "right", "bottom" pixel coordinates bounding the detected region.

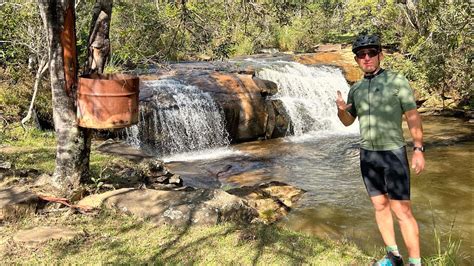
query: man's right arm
[
  {"left": 336, "top": 90, "right": 356, "bottom": 126},
  {"left": 338, "top": 109, "right": 356, "bottom": 126}
]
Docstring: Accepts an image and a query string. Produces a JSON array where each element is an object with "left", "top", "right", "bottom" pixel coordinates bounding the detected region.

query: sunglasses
[{"left": 355, "top": 49, "right": 379, "bottom": 59}]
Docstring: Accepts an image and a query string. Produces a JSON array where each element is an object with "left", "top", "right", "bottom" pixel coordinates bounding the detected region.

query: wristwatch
[{"left": 413, "top": 146, "right": 425, "bottom": 152}]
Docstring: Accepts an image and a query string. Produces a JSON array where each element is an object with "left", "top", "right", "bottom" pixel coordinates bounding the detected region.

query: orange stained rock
[{"left": 294, "top": 51, "right": 362, "bottom": 84}]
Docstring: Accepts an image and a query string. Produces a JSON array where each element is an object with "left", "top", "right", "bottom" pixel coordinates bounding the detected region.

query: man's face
[{"left": 354, "top": 48, "right": 383, "bottom": 74}]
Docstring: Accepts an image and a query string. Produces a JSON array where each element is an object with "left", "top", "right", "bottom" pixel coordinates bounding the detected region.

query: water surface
[{"left": 167, "top": 116, "right": 473, "bottom": 261}]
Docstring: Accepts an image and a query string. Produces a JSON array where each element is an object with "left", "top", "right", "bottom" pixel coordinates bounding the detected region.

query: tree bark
[
  {"left": 85, "top": 0, "right": 112, "bottom": 74},
  {"left": 38, "top": 0, "right": 90, "bottom": 195},
  {"left": 21, "top": 56, "right": 49, "bottom": 129}
]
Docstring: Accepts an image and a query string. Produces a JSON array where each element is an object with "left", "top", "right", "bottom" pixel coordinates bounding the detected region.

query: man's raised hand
[{"left": 336, "top": 90, "right": 352, "bottom": 111}]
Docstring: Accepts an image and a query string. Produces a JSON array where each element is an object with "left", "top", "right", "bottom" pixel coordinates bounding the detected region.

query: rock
[
  {"left": 13, "top": 226, "right": 82, "bottom": 246},
  {"left": 0, "top": 187, "right": 39, "bottom": 221},
  {"left": 78, "top": 188, "right": 258, "bottom": 226},
  {"left": 139, "top": 70, "right": 275, "bottom": 143},
  {"left": 227, "top": 181, "right": 305, "bottom": 223},
  {"left": 169, "top": 174, "right": 182, "bottom": 186},
  {"left": 271, "top": 100, "right": 292, "bottom": 138},
  {"left": 259, "top": 48, "right": 279, "bottom": 54},
  {"left": 313, "top": 44, "right": 342, "bottom": 52},
  {"left": 0, "top": 161, "right": 12, "bottom": 170},
  {"left": 0, "top": 161, "right": 13, "bottom": 180},
  {"left": 253, "top": 76, "right": 278, "bottom": 96},
  {"left": 294, "top": 51, "right": 362, "bottom": 83}
]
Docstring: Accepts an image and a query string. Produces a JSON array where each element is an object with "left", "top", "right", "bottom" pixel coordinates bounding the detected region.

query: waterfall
[
  {"left": 126, "top": 79, "right": 230, "bottom": 155},
  {"left": 256, "top": 62, "right": 358, "bottom": 136}
]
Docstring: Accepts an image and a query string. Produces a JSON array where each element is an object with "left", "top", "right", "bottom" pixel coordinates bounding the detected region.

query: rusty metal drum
[{"left": 77, "top": 74, "right": 139, "bottom": 128}]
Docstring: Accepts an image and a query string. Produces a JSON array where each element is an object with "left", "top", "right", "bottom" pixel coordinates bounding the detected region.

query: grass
[
  {"left": 422, "top": 204, "right": 464, "bottom": 266},
  {"left": 0, "top": 210, "right": 370, "bottom": 264}
]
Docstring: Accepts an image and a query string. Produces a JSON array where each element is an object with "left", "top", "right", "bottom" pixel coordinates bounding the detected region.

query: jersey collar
[{"left": 364, "top": 68, "right": 385, "bottom": 80}]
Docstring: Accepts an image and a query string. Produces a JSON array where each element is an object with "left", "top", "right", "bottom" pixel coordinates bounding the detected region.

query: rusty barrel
[{"left": 77, "top": 73, "right": 139, "bottom": 129}]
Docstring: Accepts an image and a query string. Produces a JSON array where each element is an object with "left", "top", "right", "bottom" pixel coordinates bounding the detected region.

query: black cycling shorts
[{"left": 360, "top": 146, "right": 411, "bottom": 200}]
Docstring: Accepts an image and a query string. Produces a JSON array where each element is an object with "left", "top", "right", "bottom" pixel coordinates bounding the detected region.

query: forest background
[{"left": 0, "top": 0, "right": 471, "bottom": 128}]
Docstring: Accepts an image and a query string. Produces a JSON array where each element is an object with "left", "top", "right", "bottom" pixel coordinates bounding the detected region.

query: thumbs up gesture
[{"left": 336, "top": 90, "right": 352, "bottom": 111}]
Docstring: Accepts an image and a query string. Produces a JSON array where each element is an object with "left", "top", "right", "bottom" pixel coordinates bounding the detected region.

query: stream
[{"left": 166, "top": 116, "right": 473, "bottom": 261}]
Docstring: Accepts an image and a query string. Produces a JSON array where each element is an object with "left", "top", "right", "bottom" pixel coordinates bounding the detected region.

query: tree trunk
[
  {"left": 85, "top": 0, "right": 112, "bottom": 74},
  {"left": 38, "top": 0, "right": 90, "bottom": 195}
]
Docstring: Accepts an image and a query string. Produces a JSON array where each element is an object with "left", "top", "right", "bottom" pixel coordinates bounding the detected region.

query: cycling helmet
[{"left": 352, "top": 34, "right": 381, "bottom": 53}]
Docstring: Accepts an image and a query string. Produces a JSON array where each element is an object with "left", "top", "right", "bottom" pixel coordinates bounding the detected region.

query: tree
[{"left": 37, "top": 0, "right": 112, "bottom": 195}]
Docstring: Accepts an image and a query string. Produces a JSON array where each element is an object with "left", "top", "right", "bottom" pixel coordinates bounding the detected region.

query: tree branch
[{"left": 21, "top": 56, "right": 49, "bottom": 129}]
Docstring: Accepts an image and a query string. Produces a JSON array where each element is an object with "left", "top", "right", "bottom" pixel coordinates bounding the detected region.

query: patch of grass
[
  {"left": 0, "top": 210, "right": 371, "bottom": 264},
  {"left": 422, "top": 207, "right": 465, "bottom": 265}
]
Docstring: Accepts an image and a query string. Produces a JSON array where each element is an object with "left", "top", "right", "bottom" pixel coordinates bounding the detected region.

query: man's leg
[
  {"left": 390, "top": 200, "right": 420, "bottom": 259},
  {"left": 370, "top": 194, "right": 397, "bottom": 247}
]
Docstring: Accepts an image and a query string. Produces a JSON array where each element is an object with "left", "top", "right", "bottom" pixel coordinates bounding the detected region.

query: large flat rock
[
  {"left": 0, "top": 187, "right": 38, "bottom": 221},
  {"left": 13, "top": 226, "right": 82, "bottom": 246},
  {"left": 78, "top": 188, "right": 258, "bottom": 226}
]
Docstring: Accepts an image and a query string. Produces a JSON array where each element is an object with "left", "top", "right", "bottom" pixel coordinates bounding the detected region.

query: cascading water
[
  {"left": 125, "top": 79, "right": 230, "bottom": 156},
  {"left": 256, "top": 62, "right": 358, "bottom": 136}
]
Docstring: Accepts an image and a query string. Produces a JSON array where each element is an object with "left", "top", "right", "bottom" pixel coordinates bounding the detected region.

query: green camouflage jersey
[{"left": 347, "top": 69, "right": 417, "bottom": 151}]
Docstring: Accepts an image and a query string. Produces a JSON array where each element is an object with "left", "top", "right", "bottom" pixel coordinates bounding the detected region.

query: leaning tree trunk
[
  {"left": 38, "top": 0, "right": 90, "bottom": 194},
  {"left": 85, "top": 0, "right": 112, "bottom": 74}
]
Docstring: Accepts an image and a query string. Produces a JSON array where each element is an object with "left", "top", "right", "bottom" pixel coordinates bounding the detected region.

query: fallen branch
[{"left": 38, "top": 194, "right": 97, "bottom": 214}]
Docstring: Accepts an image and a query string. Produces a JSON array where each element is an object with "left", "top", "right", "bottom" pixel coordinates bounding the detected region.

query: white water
[
  {"left": 127, "top": 62, "right": 358, "bottom": 158},
  {"left": 126, "top": 79, "right": 230, "bottom": 155},
  {"left": 256, "top": 62, "right": 359, "bottom": 138}
]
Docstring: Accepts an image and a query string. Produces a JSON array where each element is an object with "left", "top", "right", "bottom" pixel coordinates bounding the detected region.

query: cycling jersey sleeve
[{"left": 398, "top": 77, "right": 417, "bottom": 112}]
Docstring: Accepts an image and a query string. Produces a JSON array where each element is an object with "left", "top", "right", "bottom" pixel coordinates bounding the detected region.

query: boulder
[
  {"left": 139, "top": 69, "right": 286, "bottom": 144},
  {"left": 227, "top": 181, "right": 305, "bottom": 223},
  {"left": 77, "top": 188, "right": 258, "bottom": 226}
]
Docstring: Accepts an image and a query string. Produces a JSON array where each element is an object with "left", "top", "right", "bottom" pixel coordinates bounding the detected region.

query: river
[{"left": 166, "top": 115, "right": 473, "bottom": 262}]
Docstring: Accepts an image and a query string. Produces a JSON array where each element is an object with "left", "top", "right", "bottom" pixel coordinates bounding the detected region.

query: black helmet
[{"left": 352, "top": 34, "right": 381, "bottom": 53}]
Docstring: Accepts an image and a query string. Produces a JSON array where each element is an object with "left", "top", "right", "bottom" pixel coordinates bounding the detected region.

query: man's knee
[
  {"left": 391, "top": 201, "right": 414, "bottom": 220},
  {"left": 371, "top": 195, "right": 390, "bottom": 212}
]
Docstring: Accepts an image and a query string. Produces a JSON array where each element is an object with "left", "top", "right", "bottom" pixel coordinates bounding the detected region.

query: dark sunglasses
[{"left": 356, "top": 49, "right": 379, "bottom": 59}]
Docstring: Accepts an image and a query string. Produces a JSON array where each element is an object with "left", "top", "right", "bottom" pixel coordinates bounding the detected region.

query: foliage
[
  {"left": 0, "top": 2, "right": 52, "bottom": 125},
  {"left": 0, "top": 0, "right": 471, "bottom": 128}
]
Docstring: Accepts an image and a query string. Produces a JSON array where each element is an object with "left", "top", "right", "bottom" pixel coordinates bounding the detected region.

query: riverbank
[
  {"left": 0, "top": 125, "right": 373, "bottom": 264},
  {"left": 1, "top": 123, "right": 470, "bottom": 264}
]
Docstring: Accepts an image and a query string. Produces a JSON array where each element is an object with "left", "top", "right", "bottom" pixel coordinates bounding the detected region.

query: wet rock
[
  {"left": 227, "top": 181, "right": 306, "bottom": 223},
  {"left": 139, "top": 69, "right": 284, "bottom": 144},
  {"left": 270, "top": 100, "right": 292, "bottom": 138},
  {"left": 253, "top": 76, "right": 278, "bottom": 96},
  {"left": 13, "top": 226, "right": 82, "bottom": 247},
  {"left": 77, "top": 188, "right": 258, "bottom": 226},
  {"left": 139, "top": 159, "right": 183, "bottom": 189},
  {"left": 0, "top": 187, "right": 39, "bottom": 221}
]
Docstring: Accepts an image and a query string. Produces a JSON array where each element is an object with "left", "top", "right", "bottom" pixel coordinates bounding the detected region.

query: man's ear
[{"left": 378, "top": 52, "right": 384, "bottom": 61}]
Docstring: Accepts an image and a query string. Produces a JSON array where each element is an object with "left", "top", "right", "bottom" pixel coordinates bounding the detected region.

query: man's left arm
[{"left": 405, "top": 109, "right": 425, "bottom": 174}]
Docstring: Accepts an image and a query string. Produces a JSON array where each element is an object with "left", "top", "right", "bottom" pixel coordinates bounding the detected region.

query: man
[{"left": 336, "top": 34, "right": 425, "bottom": 266}]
